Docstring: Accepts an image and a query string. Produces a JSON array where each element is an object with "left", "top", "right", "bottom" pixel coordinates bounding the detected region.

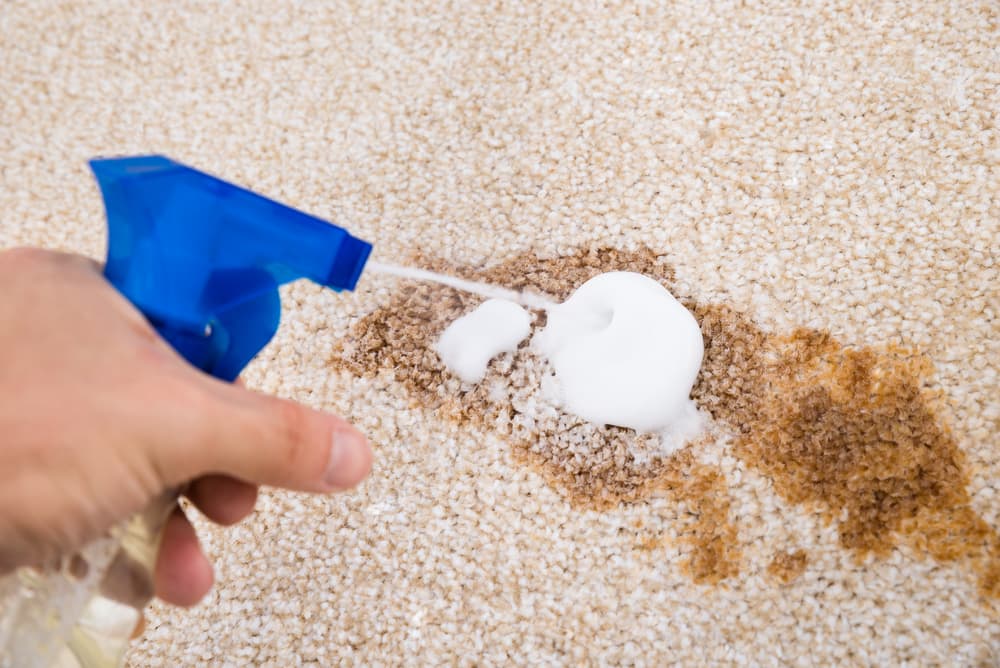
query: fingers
[
  {"left": 154, "top": 507, "right": 214, "bottom": 607},
  {"left": 154, "top": 477, "right": 257, "bottom": 609},
  {"left": 185, "top": 475, "right": 258, "bottom": 525},
  {"left": 169, "top": 375, "right": 373, "bottom": 494}
]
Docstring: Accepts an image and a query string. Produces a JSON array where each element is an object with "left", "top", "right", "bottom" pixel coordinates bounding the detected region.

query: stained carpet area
[{"left": 1, "top": 1, "right": 998, "bottom": 665}]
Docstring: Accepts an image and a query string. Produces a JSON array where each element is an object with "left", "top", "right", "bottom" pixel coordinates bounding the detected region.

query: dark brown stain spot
[
  {"left": 767, "top": 550, "right": 809, "bottom": 584},
  {"left": 331, "top": 246, "right": 998, "bottom": 595}
]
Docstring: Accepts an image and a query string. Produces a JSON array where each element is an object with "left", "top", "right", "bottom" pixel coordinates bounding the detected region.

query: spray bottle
[{"left": 0, "top": 155, "right": 372, "bottom": 667}]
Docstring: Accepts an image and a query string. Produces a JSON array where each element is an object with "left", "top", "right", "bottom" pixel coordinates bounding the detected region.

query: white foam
[
  {"left": 533, "top": 271, "right": 704, "bottom": 434},
  {"left": 432, "top": 271, "right": 706, "bottom": 450},
  {"left": 434, "top": 299, "right": 532, "bottom": 383}
]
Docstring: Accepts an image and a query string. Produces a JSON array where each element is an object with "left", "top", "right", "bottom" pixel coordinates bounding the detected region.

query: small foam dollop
[
  {"left": 533, "top": 271, "right": 704, "bottom": 433},
  {"left": 435, "top": 299, "right": 532, "bottom": 383}
]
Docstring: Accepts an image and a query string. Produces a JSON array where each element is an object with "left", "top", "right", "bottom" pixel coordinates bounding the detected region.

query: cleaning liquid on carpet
[
  {"left": 433, "top": 299, "right": 532, "bottom": 383},
  {"left": 534, "top": 271, "right": 704, "bottom": 435},
  {"left": 433, "top": 270, "right": 706, "bottom": 450}
]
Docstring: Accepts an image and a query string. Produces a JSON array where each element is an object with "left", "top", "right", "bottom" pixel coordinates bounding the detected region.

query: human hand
[{"left": 0, "top": 248, "right": 372, "bottom": 606}]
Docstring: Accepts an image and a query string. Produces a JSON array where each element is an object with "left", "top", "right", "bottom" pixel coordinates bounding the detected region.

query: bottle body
[{"left": 0, "top": 491, "right": 176, "bottom": 668}]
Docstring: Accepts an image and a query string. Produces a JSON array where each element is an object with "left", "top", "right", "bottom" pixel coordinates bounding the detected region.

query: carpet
[{"left": 1, "top": 1, "right": 998, "bottom": 665}]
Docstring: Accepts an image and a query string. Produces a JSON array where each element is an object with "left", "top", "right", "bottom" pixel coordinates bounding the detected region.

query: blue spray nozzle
[{"left": 90, "top": 155, "right": 372, "bottom": 381}]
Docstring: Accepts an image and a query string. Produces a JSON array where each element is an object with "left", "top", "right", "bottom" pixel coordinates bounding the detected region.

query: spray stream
[{"left": 366, "top": 261, "right": 557, "bottom": 310}]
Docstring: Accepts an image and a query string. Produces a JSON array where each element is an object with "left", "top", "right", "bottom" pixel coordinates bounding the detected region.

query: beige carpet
[{"left": 3, "top": 1, "right": 999, "bottom": 664}]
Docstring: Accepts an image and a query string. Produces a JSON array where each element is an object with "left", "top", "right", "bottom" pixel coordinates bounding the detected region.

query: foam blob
[
  {"left": 533, "top": 271, "right": 704, "bottom": 433},
  {"left": 435, "top": 299, "right": 532, "bottom": 383}
]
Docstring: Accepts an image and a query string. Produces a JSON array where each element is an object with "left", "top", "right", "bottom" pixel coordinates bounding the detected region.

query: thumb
[{"left": 165, "top": 375, "right": 372, "bottom": 493}]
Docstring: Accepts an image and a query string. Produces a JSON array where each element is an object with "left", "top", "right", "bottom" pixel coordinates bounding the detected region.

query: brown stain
[
  {"left": 767, "top": 550, "right": 809, "bottom": 584},
  {"left": 514, "top": 442, "right": 740, "bottom": 585},
  {"left": 336, "top": 273, "right": 468, "bottom": 407},
  {"left": 506, "top": 421, "right": 681, "bottom": 511},
  {"left": 668, "top": 451, "right": 742, "bottom": 585},
  {"left": 333, "top": 248, "right": 741, "bottom": 584},
  {"left": 743, "top": 338, "right": 965, "bottom": 557},
  {"left": 331, "top": 246, "right": 999, "bottom": 595},
  {"left": 688, "top": 300, "right": 1000, "bottom": 596}
]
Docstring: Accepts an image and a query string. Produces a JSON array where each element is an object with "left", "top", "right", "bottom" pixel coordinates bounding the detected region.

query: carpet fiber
[{"left": 2, "top": 1, "right": 998, "bottom": 665}]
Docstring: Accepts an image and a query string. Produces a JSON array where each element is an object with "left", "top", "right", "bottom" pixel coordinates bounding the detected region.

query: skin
[{"left": 0, "top": 247, "right": 373, "bottom": 607}]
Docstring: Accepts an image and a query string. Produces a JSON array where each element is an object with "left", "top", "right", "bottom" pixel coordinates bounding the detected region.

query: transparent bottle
[{"left": 0, "top": 491, "right": 176, "bottom": 668}]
